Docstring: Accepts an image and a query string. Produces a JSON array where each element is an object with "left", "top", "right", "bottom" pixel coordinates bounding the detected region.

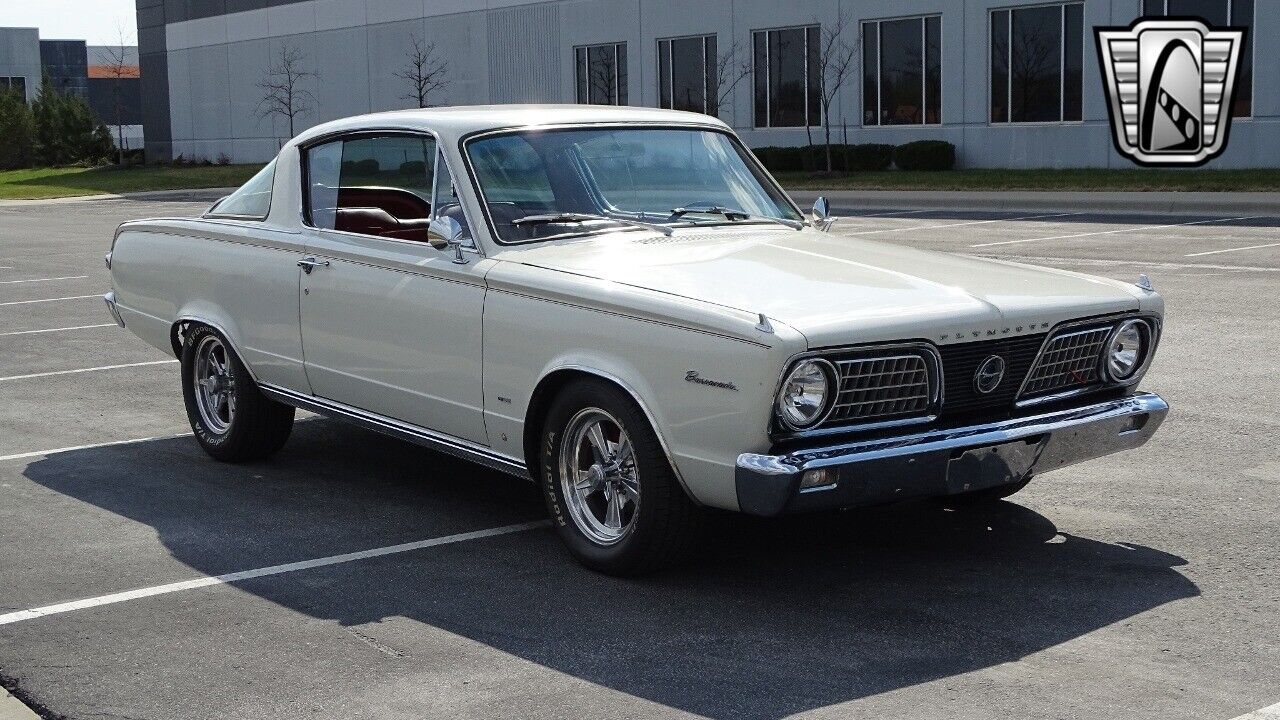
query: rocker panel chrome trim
[{"left": 260, "top": 383, "right": 531, "bottom": 480}]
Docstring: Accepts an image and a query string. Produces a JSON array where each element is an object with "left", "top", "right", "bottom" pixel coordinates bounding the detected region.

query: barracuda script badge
[
  {"left": 1096, "top": 17, "right": 1246, "bottom": 166},
  {"left": 685, "top": 370, "right": 738, "bottom": 391}
]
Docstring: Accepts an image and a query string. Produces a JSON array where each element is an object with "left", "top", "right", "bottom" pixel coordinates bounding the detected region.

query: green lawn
[
  {"left": 4, "top": 163, "right": 1279, "bottom": 201},
  {"left": 0, "top": 164, "right": 264, "bottom": 200},
  {"left": 774, "top": 168, "right": 1280, "bottom": 192}
]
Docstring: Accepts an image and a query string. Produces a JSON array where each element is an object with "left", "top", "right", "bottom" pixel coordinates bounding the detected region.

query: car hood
[{"left": 491, "top": 227, "right": 1146, "bottom": 348}]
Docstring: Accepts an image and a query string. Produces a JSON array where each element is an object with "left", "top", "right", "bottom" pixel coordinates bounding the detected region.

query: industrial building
[
  {"left": 127, "top": 1, "right": 1280, "bottom": 167},
  {"left": 0, "top": 28, "right": 144, "bottom": 150}
]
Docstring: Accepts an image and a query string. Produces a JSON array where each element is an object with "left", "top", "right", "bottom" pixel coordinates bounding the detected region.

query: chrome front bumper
[{"left": 735, "top": 392, "right": 1169, "bottom": 516}]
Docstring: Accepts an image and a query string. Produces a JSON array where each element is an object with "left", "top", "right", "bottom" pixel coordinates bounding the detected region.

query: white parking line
[
  {"left": 1185, "top": 242, "right": 1280, "bottom": 257},
  {"left": 0, "top": 359, "right": 176, "bottom": 382},
  {"left": 991, "top": 255, "right": 1280, "bottom": 273},
  {"left": 0, "top": 275, "right": 89, "bottom": 285},
  {"left": 1229, "top": 700, "right": 1280, "bottom": 720},
  {"left": 0, "top": 520, "right": 549, "bottom": 626},
  {"left": 851, "top": 209, "right": 936, "bottom": 218},
  {"left": 0, "top": 323, "right": 116, "bottom": 337},
  {"left": 970, "top": 215, "right": 1261, "bottom": 248},
  {"left": 0, "top": 433, "right": 192, "bottom": 463},
  {"left": 843, "top": 212, "right": 1078, "bottom": 237},
  {"left": 0, "top": 294, "right": 100, "bottom": 307}
]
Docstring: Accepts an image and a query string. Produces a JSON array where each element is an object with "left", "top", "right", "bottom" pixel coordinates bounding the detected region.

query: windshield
[{"left": 465, "top": 127, "right": 802, "bottom": 243}]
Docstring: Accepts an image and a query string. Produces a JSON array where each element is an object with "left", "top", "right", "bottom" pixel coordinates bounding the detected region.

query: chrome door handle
[{"left": 298, "top": 257, "right": 330, "bottom": 274}]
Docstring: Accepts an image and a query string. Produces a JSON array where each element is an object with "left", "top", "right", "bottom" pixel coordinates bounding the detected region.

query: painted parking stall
[{"left": 1, "top": 195, "right": 1278, "bottom": 719}]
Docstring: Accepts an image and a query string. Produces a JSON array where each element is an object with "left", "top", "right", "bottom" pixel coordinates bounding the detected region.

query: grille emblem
[{"left": 974, "top": 356, "right": 1007, "bottom": 395}]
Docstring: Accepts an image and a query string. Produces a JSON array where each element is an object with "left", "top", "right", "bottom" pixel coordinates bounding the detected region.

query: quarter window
[
  {"left": 753, "top": 26, "right": 821, "bottom": 128},
  {"left": 206, "top": 159, "right": 276, "bottom": 219},
  {"left": 575, "top": 43, "right": 628, "bottom": 105},
  {"left": 1143, "top": 0, "right": 1253, "bottom": 117},
  {"left": 305, "top": 134, "right": 440, "bottom": 243},
  {"left": 862, "top": 16, "right": 942, "bottom": 125},
  {"left": 990, "top": 3, "right": 1084, "bottom": 123},
  {"left": 658, "top": 35, "right": 717, "bottom": 116}
]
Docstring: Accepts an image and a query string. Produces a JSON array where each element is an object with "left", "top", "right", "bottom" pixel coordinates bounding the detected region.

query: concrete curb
[
  {"left": 786, "top": 189, "right": 1280, "bottom": 217},
  {"left": 0, "top": 688, "right": 41, "bottom": 720},
  {"left": 0, "top": 187, "right": 235, "bottom": 208}
]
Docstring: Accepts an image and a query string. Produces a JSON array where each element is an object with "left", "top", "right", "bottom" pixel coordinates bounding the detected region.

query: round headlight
[
  {"left": 1104, "top": 319, "right": 1148, "bottom": 381},
  {"left": 777, "top": 359, "right": 834, "bottom": 430}
]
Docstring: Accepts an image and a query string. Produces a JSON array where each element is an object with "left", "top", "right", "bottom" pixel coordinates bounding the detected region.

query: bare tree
[
  {"left": 100, "top": 23, "right": 136, "bottom": 165},
  {"left": 393, "top": 34, "right": 451, "bottom": 108},
  {"left": 256, "top": 44, "right": 317, "bottom": 140},
  {"left": 709, "top": 39, "right": 752, "bottom": 118},
  {"left": 814, "top": 13, "right": 858, "bottom": 172}
]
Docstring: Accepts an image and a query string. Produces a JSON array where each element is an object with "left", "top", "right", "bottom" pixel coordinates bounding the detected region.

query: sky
[{"left": 0, "top": 0, "right": 137, "bottom": 46}]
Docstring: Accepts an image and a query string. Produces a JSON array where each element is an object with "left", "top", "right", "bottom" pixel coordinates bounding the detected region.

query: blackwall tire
[
  {"left": 180, "top": 324, "right": 294, "bottom": 463},
  {"left": 540, "top": 378, "right": 704, "bottom": 576}
]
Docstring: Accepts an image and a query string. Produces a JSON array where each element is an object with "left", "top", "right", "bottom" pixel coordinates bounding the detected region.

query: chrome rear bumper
[
  {"left": 103, "top": 292, "right": 125, "bottom": 327},
  {"left": 735, "top": 392, "right": 1168, "bottom": 516}
]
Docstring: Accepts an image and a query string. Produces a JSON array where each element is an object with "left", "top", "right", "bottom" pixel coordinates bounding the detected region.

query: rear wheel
[
  {"left": 180, "top": 325, "right": 294, "bottom": 462},
  {"left": 540, "top": 379, "right": 703, "bottom": 576}
]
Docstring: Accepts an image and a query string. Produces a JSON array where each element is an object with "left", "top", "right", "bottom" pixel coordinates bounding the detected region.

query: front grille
[
  {"left": 1021, "top": 325, "right": 1112, "bottom": 397},
  {"left": 826, "top": 354, "right": 933, "bottom": 425},
  {"left": 938, "top": 334, "right": 1047, "bottom": 419}
]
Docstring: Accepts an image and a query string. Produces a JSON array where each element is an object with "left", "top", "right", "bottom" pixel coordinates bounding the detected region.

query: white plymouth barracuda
[{"left": 104, "top": 105, "right": 1168, "bottom": 575}]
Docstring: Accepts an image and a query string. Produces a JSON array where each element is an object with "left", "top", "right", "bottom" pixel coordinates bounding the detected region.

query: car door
[{"left": 296, "top": 131, "right": 489, "bottom": 445}]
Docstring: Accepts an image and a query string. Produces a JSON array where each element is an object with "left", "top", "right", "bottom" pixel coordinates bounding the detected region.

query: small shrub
[
  {"left": 752, "top": 145, "right": 823, "bottom": 173},
  {"left": 893, "top": 140, "right": 956, "bottom": 171},
  {"left": 216, "top": 152, "right": 231, "bottom": 166},
  {"left": 172, "top": 153, "right": 187, "bottom": 166},
  {"left": 843, "top": 143, "right": 894, "bottom": 171}
]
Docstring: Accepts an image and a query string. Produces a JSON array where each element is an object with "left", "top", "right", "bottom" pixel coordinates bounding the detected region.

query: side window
[
  {"left": 305, "top": 134, "right": 437, "bottom": 242},
  {"left": 208, "top": 159, "right": 276, "bottom": 219}
]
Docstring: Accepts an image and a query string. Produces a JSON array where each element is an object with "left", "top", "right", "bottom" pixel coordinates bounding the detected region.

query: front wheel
[
  {"left": 540, "top": 379, "right": 703, "bottom": 576},
  {"left": 180, "top": 325, "right": 295, "bottom": 462}
]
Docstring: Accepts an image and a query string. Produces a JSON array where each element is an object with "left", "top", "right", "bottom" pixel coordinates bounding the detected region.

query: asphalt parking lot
[{"left": 1, "top": 194, "right": 1277, "bottom": 720}]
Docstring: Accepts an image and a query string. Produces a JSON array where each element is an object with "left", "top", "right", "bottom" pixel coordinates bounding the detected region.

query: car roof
[{"left": 290, "top": 104, "right": 730, "bottom": 147}]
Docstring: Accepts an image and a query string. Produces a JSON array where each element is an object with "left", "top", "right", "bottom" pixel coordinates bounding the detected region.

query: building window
[
  {"left": 658, "top": 35, "right": 718, "bottom": 116},
  {"left": 862, "top": 16, "right": 942, "bottom": 125},
  {"left": 1142, "top": 0, "right": 1253, "bottom": 117},
  {"left": 0, "top": 77, "right": 27, "bottom": 100},
  {"left": 753, "top": 26, "right": 820, "bottom": 128},
  {"left": 990, "top": 3, "right": 1084, "bottom": 123},
  {"left": 575, "top": 43, "right": 628, "bottom": 105}
]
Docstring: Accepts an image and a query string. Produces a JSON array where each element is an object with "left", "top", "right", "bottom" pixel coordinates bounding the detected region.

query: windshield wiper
[
  {"left": 668, "top": 205, "right": 803, "bottom": 230},
  {"left": 511, "top": 212, "right": 673, "bottom": 236}
]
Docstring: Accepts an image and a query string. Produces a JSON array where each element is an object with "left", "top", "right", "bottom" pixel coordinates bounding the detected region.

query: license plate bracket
[{"left": 946, "top": 438, "right": 1044, "bottom": 495}]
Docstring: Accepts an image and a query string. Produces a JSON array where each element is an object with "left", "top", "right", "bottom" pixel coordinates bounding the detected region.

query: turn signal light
[{"left": 799, "top": 468, "right": 838, "bottom": 491}]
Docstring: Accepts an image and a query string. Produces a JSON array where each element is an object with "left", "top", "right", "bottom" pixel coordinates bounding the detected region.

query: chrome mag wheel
[
  {"left": 192, "top": 334, "right": 236, "bottom": 434},
  {"left": 558, "top": 408, "right": 640, "bottom": 546}
]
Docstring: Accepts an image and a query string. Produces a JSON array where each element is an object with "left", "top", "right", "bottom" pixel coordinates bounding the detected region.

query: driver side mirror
[
  {"left": 811, "top": 196, "right": 838, "bottom": 232},
  {"left": 427, "top": 216, "right": 470, "bottom": 264}
]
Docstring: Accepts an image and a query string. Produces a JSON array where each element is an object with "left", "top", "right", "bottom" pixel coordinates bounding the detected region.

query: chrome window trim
[
  {"left": 297, "top": 127, "right": 483, "bottom": 257},
  {"left": 770, "top": 341, "right": 944, "bottom": 440},
  {"left": 1015, "top": 313, "right": 1161, "bottom": 407}
]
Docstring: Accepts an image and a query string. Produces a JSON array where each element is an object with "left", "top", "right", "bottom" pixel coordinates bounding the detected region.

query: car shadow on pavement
[{"left": 22, "top": 420, "right": 1198, "bottom": 719}]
